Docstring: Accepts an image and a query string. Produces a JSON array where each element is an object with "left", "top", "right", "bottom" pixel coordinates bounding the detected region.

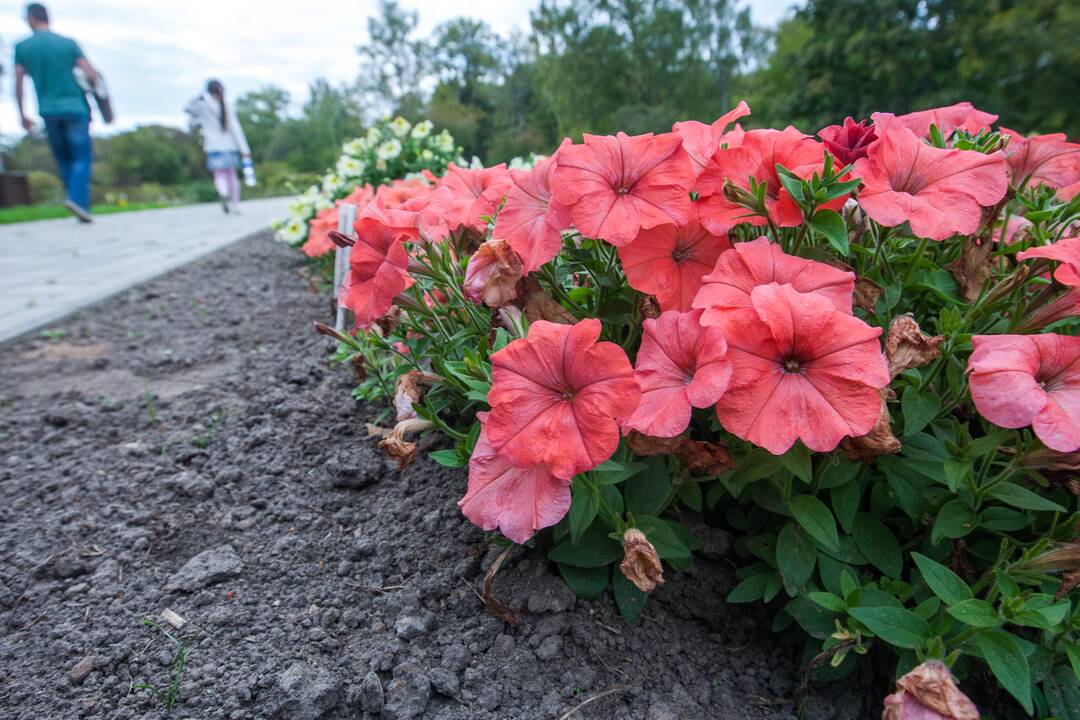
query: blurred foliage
[{"left": 2, "top": 0, "right": 1077, "bottom": 206}]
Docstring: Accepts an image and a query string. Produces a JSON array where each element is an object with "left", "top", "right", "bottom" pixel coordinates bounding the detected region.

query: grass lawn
[{"left": 0, "top": 201, "right": 185, "bottom": 225}]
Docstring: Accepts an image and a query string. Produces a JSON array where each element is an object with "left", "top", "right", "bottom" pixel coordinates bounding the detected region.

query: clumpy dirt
[{"left": 0, "top": 232, "right": 871, "bottom": 720}]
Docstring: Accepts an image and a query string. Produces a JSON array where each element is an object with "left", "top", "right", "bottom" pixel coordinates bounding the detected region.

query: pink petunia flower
[
  {"left": 1017, "top": 236, "right": 1080, "bottom": 286},
  {"left": 491, "top": 151, "right": 572, "bottom": 273},
  {"left": 853, "top": 114, "right": 1008, "bottom": 240},
  {"left": 302, "top": 206, "right": 340, "bottom": 258},
  {"left": 1001, "top": 128, "right": 1080, "bottom": 192},
  {"left": 968, "top": 334, "right": 1080, "bottom": 452},
  {"left": 551, "top": 131, "right": 695, "bottom": 246},
  {"left": 622, "top": 310, "right": 732, "bottom": 437},
  {"left": 892, "top": 102, "right": 998, "bottom": 139},
  {"left": 438, "top": 162, "right": 513, "bottom": 235},
  {"left": 710, "top": 283, "right": 889, "bottom": 454},
  {"left": 692, "top": 237, "right": 855, "bottom": 326},
  {"left": 617, "top": 204, "right": 732, "bottom": 312},
  {"left": 486, "top": 319, "right": 641, "bottom": 479},
  {"left": 696, "top": 127, "right": 844, "bottom": 235},
  {"left": 339, "top": 205, "right": 419, "bottom": 328},
  {"left": 463, "top": 238, "right": 524, "bottom": 307},
  {"left": 373, "top": 177, "right": 431, "bottom": 210},
  {"left": 818, "top": 117, "right": 877, "bottom": 166},
  {"left": 459, "top": 412, "right": 569, "bottom": 544},
  {"left": 672, "top": 101, "right": 751, "bottom": 176}
]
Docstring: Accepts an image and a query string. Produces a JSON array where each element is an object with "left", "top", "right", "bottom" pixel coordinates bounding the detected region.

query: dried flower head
[
  {"left": 882, "top": 661, "right": 979, "bottom": 720},
  {"left": 620, "top": 528, "right": 665, "bottom": 593},
  {"left": 885, "top": 315, "right": 944, "bottom": 380}
]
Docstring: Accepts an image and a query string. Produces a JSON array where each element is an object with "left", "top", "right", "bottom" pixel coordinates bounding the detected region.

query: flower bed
[{"left": 305, "top": 102, "right": 1080, "bottom": 717}]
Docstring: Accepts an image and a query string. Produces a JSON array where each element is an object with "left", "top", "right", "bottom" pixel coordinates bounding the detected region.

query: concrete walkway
[{"left": 0, "top": 197, "right": 289, "bottom": 344}]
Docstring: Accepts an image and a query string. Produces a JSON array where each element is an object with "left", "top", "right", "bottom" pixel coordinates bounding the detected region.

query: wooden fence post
[{"left": 333, "top": 203, "right": 357, "bottom": 332}]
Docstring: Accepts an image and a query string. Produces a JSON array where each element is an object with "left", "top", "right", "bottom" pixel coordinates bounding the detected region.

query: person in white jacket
[{"left": 184, "top": 79, "right": 250, "bottom": 213}]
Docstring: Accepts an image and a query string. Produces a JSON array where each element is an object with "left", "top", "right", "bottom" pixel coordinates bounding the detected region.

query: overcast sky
[{"left": 0, "top": 0, "right": 795, "bottom": 138}]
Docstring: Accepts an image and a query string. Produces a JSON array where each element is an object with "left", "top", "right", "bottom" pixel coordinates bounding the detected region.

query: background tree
[
  {"left": 356, "top": 0, "right": 428, "bottom": 119},
  {"left": 235, "top": 86, "right": 291, "bottom": 164}
]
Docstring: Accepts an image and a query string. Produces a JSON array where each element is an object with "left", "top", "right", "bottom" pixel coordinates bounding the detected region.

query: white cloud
[{"left": 1, "top": 0, "right": 796, "bottom": 139}]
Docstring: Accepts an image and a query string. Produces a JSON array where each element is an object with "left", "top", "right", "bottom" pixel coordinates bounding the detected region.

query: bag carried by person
[{"left": 73, "top": 66, "right": 114, "bottom": 124}]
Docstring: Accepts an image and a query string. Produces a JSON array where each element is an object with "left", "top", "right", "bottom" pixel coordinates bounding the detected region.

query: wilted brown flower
[
  {"left": 947, "top": 237, "right": 993, "bottom": 303},
  {"left": 463, "top": 238, "right": 524, "bottom": 307},
  {"left": 521, "top": 278, "right": 576, "bottom": 325},
  {"left": 854, "top": 277, "right": 883, "bottom": 312},
  {"left": 841, "top": 389, "right": 901, "bottom": 462},
  {"left": 885, "top": 315, "right": 945, "bottom": 380},
  {"left": 1018, "top": 447, "right": 1080, "bottom": 473},
  {"left": 620, "top": 528, "right": 665, "bottom": 593},
  {"left": 367, "top": 418, "right": 434, "bottom": 469},
  {"left": 1021, "top": 543, "right": 1080, "bottom": 572},
  {"left": 637, "top": 293, "right": 661, "bottom": 320},
  {"left": 626, "top": 431, "right": 736, "bottom": 476},
  {"left": 395, "top": 372, "right": 422, "bottom": 421},
  {"left": 882, "top": 661, "right": 978, "bottom": 720}
]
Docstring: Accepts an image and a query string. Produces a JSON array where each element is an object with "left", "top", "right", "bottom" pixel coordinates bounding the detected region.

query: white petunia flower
[
  {"left": 278, "top": 217, "right": 307, "bottom": 244},
  {"left": 435, "top": 130, "right": 456, "bottom": 153},
  {"left": 336, "top": 155, "right": 366, "bottom": 178},
  {"left": 377, "top": 139, "right": 403, "bottom": 161},
  {"left": 366, "top": 127, "right": 382, "bottom": 144},
  {"left": 389, "top": 116, "right": 412, "bottom": 137},
  {"left": 411, "top": 120, "right": 433, "bottom": 139},
  {"left": 342, "top": 138, "right": 366, "bottom": 156}
]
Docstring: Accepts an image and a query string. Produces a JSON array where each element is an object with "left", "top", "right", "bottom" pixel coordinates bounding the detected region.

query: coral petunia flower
[
  {"left": 491, "top": 152, "right": 572, "bottom": 273},
  {"left": 618, "top": 205, "right": 732, "bottom": 312},
  {"left": 373, "top": 177, "right": 431, "bottom": 210},
  {"left": 486, "top": 319, "right": 641, "bottom": 479},
  {"left": 672, "top": 101, "right": 751, "bottom": 176},
  {"left": 622, "top": 310, "right": 732, "bottom": 437},
  {"left": 692, "top": 237, "right": 855, "bottom": 325},
  {"left": 968, "top": 334, "right": 1080, "bottom": 452},
  {"left": 711, "top": 283, "right": 889, "bottom": 454},
  {"left": 463, "top": 238, "right": 524, "bottom": 307},
  {"left": 342, "top": 183, "right": 376, "bottom": 207},
  {"left": 854, "top": 115, "right": 1008, "bottom": 240},
  {"left": 1000, "top": 128, "right": 1080, "bottom": 191},
  {"left": 695, "top": 127, "right": 842, "bottom": 235},
  {"left": 302, "top": 206, "right": 339, "bottom": 258},
  {"left": 817, "top": 117, "right": 877, "bottom": 166},
  {"left": 339, "top": 205, "right": 419, "bottom": 328},
  {"left": 459, "top": 412, "right": 569, "bottom": 544},
  {"left": 438, "top": 163, "right": 512, "bottom": 235},
  {"left": 892, "top": 102, "right": 997, "bottom": 139},
  {"left": 1017, "top": 236, "right": 1080, "bottom": 286},
  {"left": 551, "top": 131, "right": 695, "bottom": 246}
]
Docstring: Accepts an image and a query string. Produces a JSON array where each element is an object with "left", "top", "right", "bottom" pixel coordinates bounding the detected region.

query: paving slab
[{"left": 0, "top": 197, "right": 289, "bottom": 344}]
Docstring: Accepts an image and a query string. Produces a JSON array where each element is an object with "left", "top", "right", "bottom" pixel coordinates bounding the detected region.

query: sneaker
[
  {"left": 62, "top": 199, "right": 93, "bottom": 223},
  {"left": 221, "top": 198, "right": 230, "bottom": 214}
]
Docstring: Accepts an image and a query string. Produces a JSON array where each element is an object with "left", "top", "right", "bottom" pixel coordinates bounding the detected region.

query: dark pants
[{"left": 42, "top": 113, "right": 92, "bottom": 211}]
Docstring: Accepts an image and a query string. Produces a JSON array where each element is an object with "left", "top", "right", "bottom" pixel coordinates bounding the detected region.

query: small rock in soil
[
  {"left": 384, "top": 661, "right": 431, "bottom": 720},
  {"left": 358, "top": 670, "right": 384, "bottom": 714},
  {"left": 526, "top": 576, "right": 576, "bottom": 614},
  {"left": 70, "top": 655, "right": 95, "bottom": 684},
  {"left": 394, "top": 611, "right": 436, "bottom": 640},
  {"left": 164, "top": 545, "right": 242, "bottom": 592},
  {"left": 428, "top": 668, "right": 459, "bottom": 697},
  {"left": 272, "top": 661, "right": 341, "bottom": 720}
]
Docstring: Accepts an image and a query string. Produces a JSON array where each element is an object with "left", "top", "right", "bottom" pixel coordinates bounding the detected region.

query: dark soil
[{"left": 0, "top": 232, "right": 871, "bottom": 720}]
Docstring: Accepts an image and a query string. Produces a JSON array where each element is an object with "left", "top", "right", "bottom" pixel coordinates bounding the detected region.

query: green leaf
[
  {"left": 946, "top": 599, "right": 1002, "bottom": 627},
  {"left": 811, "top": 208, "right": 849, "bottom": 255},
  {"left": 592, "top": 459, "right": 648, "bottom": 485},
  {"left": 777, "top": 523, "right": 817, "bottom": 596},
  {"left": 848, "top": 606, "right": 931, "bottom": 650},
  {"left": 568, "top": 480, "right": 599, "bottom": 545},
  {"left": 901, "top": 388, "right": 940, "bottom": 436},
  {"left": 1065, "top": 641, "right": 1080, "bottom": 684},
  {"left": 612, "top": 567, "right": 647, "bottom": 623},
  {"left": 635, "top": 515, "right": 691, "bottom": 561},
  {"left": 987, "top": 482, "right": 1067, "bottom": 513},
  {"left": 979, "top": 506, "right": 1031, "bottom": 531},
  {"left": 976, "top": 630, "right": 1033, "bottom": 714},
  {"left": 625, "top": 457, "right": 671, "bottom": 516},
  {"left": 852, "top": 513, "right": 902, "bottom": 578},
  {"left": 428, "top": 449, "right": 465, "bottom": 467},
  {"left": 817, "top": 457, "right": 860, "bottom": 489},
  {"left": 942, "top": 460, "right": 970, "bottom": 492},
  {"left": 911, "top": 553, "right": 972, "bottom": 605},
  {"left": 808, "top": 591, "right": 847, "bottom": 613},
  {"left": 727, "top": 572, "right": 772, "bottom": 604},
  {"left": 789, "top": 495, "right": 840, "bottom": 552},
  {"left": 548, "top": 523, "right": 622, "bottom": 568},
  {"left": 677, "top": 481, "right": 703, "bottom": 512},
  {"left": 830, "top": 480, "right": 861, "bottom": 534},
  {"left": 557, "top": 563, "right": 607, "bottom": 600},
  {"left": 780, "top": 443, "right": 813, "bottom": 483},
  {"left": 931, "top": 499, "right": 978, "bottom": 545}
]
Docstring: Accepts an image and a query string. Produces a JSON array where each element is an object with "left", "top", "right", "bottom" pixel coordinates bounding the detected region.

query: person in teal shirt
[{"left": 14, "top": 3, "right": 98, "bottom": 222}]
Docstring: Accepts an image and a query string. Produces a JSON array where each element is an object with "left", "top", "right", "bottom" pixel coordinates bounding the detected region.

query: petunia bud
[
  {"left": 818, "top": 117, "right": 877, "bottom": 166},
  {"left": 882, "top": 661, "right": 979, "bottom": 720},
  {"left": 620, "top": 528, "right": 665, "bottom": 593},
  {"left": 495, "top": 305, "right": 529, "bottom": 337},
  {"left": 885, "top": 315, "right": 944, "bottom": 380},
  {"left": 463, "top": 239, "right": 524, "bottom": 307},
  {"left": 1018, "top": 543, "right": 1080, "bottom": 572},
  {"left": 1019, "top": 446, "right": 1080, "bottom": 472},
  {"left": 841, "top": 389, "right": 901, "bottom": 462}
]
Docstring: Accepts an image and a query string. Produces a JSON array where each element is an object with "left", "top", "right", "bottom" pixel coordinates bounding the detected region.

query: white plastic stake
[{"left": 333, "top": 203, "right": 357, "bottom": 332}]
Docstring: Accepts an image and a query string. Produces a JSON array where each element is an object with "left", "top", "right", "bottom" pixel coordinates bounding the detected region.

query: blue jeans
[{"left": 42, "top": 113, "right": 92, "bottom": 211}]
